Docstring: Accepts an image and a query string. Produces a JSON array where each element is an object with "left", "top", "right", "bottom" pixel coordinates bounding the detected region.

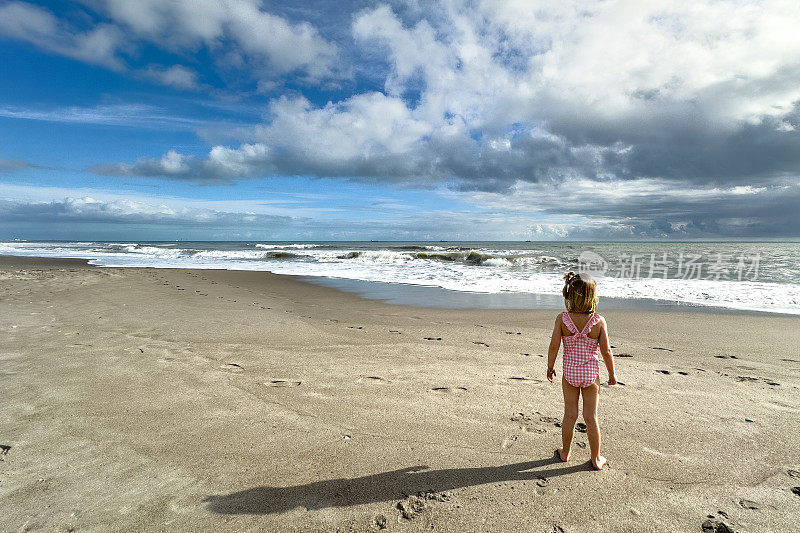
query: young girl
[{"left": 547, "top": 271, "right": 617, "bottom": 470}]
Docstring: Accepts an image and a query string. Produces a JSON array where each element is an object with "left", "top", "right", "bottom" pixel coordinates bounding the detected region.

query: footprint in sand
[
  {"left": 396, "top": 495, "right": 427, "bottom": 520},
  {"left": 220, "top": 363, "right": 244, "bottom": 373},
  {"left": 0, "top": 444, "right": 10, "bottom": 460},
  {"left": 389, "top": 330, "right": 402, "bottom": 334},
  {"left": 358, "top": 376, "right": 391, "bottom": 384},
  {"left": 575, "top": 422, "right": 587, "bottom": 433},
  {"left": 424, "top": 337, "right": 442, "bottom": 341},
  {"left": 373, "top": 514, "right": 388, "bottom": 530},
  {"left": 715, "top": 355, "right": 739, "bottom": 359},
  {"left": 431, "top": 386, "right": 467, "bottom": 393},
  {"left": 472, "top": 341, "right": 489, "bottom": 347},
  {"left": 615, "top": 353, "right": 633, "bottom": 358},
  {"left": 655, "top": 370, "right": 672, "bottom": 375},
  {"left": 540, "top": 415, "right": 561, "bottom": 428},
  {"left": 788, "top": 469, "right": 800, "bottom": 478},
  {"left": 502, "top": 435, "right": 518, "bottom": 449},
  {"left": 650, "top": 346, "right": 674, "bottom": 352},
  {"left": 511, "top": 412, "right": 561, "bottom": 430},
  {"left": 702, "top": 515, "right": 735, "bottom": 533},
  {"left": 735, "top": 375, "right": 780, "bottom": 386},
  {"left": 524, "top": 426, "right": 546, "bottom": 434},
  {"left": 508, "top": 376, "right": 540, "bottom": 383},
  {"left": 268, "top": 380, "right": 301, "bottom": 387},
  {"left": 501, "top": 435, "right": 519, "bottom": 450},
  {"left": 739, "top": 499, "right": 759, "bottom": 510},
  {"left": 505, "top": 331, "right": 522, "bottom": 335},
  {"left": 347, "top": 326, "right": 364, "bottom": 330}
]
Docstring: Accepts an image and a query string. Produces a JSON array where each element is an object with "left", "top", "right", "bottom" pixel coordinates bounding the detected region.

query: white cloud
[
  {"left": 0, "top": 103, "right": 253, "bottom": 132},
  {"left": 222, "top": 0, "right": 338, "bottom": 80},
  {"left": 140, "top": 64, "right": 199, "bottom": 90},
  {"left": 0, "top": 1, "right": 124, "bottom": 69},
  {"left": 0, "top": 1, "right": 340, "bottom": 85},
  {"left": 353, "top": 5, "right": 453, "bottom": 97},
  {"left": 479, "top": 0, "right": 800, "bottom": 120},
  {"left": 91, "top": 92, "right": 438, "bottom": 183},
  {"left": 260, "top": 93, "right": 433, "bottom": 160},
  {"left": 97, "top": 0, "right": 227, "bottom": 44},
  {"left": 96, "top": 0, "right": 339, "bottom": 80}
]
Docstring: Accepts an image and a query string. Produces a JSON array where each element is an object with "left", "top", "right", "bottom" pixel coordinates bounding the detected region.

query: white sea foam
[
  {"left": 1, "top": 241, "right": 798, "bottom": 314},
  {"left": 255, "top": 243, "right": 319, "bottom": 249}
]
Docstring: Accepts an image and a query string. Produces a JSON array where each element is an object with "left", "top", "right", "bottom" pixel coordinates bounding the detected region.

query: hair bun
[{"left": 563, "top": 271, "right": 577, "bottom": 283}]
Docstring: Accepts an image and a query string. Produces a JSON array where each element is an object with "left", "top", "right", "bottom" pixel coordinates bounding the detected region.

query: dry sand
[{"left": 1, "top": 256, "right": 798, "bottom": 532}]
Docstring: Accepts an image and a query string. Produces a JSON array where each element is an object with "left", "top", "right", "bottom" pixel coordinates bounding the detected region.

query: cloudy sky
[{"left": 1, "top": 0, "right": 799, "bottom": 240}]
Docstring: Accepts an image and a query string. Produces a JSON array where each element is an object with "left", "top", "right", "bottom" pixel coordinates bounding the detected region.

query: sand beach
[{"left": 1, "top": 256, "right": 798, "bottom": 532}]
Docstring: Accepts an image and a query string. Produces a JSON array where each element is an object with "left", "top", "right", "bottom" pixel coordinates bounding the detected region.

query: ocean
[{"left": 1, "top": 240, "right": 798, "bottom": 315}]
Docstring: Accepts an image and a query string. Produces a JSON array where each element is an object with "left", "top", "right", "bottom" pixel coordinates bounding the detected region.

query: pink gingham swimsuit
[{"left": 561, "top": 311, "right": 601, "bottom": 388}]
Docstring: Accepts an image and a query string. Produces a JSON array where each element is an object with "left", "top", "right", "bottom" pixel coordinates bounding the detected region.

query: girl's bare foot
[
  {"left": 592, "top": 456, "right": 607, "bottom": 470},
  {"left": 557, "top": 447, "right": 570, "bottom": 462}
]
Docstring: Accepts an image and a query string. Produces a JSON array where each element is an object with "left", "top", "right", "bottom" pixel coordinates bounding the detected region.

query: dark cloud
[
  {"left": 515, "top": 179, "right": 800, "bottom": 239},
  {"left": 0, "top": 197, "right": 294, "bottom": 227},
  {"left": 0, "top": 157, "right": 46, "bottom": 172}
]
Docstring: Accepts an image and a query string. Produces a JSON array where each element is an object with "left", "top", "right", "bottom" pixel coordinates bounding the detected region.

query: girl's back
[
  {"left": 560, "top": 311, "right": 602, "bottom": 339},
  {"left": 546, "top": 271, "right": 618, "bottom": 471}
]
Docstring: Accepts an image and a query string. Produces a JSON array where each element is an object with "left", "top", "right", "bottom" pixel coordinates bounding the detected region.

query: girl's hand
[
  {"left": 608, "top": 374, "right": 618, "bottom": 386},
  {"left": 547, "top": 367, "right": 557, "bottom": 383}
]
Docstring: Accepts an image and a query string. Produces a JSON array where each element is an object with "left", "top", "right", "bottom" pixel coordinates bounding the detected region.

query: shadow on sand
[{"left": 204, "top": 453, "right": 593, "bottom": 515}]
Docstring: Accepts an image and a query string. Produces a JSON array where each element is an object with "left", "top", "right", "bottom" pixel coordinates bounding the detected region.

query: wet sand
[{"left": 1, "top": 256, "right": 798, "bottom": 532}]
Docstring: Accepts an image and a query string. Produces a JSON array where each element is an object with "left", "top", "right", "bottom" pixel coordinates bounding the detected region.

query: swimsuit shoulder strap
[
  {"left": 579, "top": 313, "right": 600, "bottom": 335},
  {"left": 562, "top": 311, "right": 580, "bottom": 334}
]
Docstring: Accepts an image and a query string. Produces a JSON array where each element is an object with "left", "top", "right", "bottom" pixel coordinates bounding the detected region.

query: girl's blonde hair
[{"left": 562, "top": 271, "right": 598, "bottom": 313}]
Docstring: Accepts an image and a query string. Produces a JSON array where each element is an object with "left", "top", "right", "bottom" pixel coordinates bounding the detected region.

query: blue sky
[{"left": 1, "top": 0, "right": 800, "bottom": 240}]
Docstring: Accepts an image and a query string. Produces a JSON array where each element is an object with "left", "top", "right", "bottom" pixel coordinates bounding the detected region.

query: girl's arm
[
  {"left": 598, "top": 317, "right": 618, "bottom": 385},
  {"left": 547, "top": 314, "right": 562, "bottom": 383}
]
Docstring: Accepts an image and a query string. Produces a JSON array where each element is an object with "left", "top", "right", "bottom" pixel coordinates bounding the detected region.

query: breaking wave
[{"left": 1, "top": 240, "right": 798, "bottom": 314}]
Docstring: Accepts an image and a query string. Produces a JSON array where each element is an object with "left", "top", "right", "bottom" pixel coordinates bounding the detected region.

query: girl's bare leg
[
  {"left": 559, "top": 376, "right": 580, "bottom": 461},
  {"left": 581, "top": 379, "right": 606, "bottom": 470}
]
